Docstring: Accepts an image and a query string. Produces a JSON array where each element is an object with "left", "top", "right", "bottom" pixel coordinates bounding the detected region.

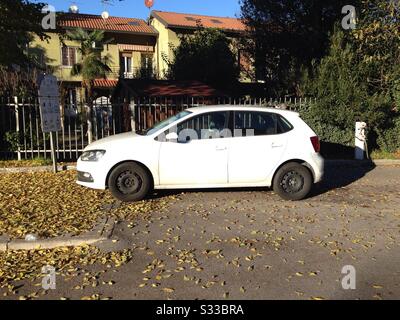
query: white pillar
[
  {"left": 14, "top": 96, "right": 21, "bottom": 161},
  {"left": 355, "top": 122, "right": 367, "bottom": 160}
]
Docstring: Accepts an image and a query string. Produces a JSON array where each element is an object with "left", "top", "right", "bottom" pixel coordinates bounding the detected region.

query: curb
[
  {"left": 325, "top": 159, "right": 400, "bottom": 167},
  {"left": 1, "top": 160, "right": 399, "bottom": 173},
  {"left": 0, "top": 217, "right": 115, "bottom": 252},
  {"left": 0, "top": 165, "right": 76, "bottom": 174}
]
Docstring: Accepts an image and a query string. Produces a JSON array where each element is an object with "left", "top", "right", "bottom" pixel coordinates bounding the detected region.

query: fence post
[
  {"left": 86, "top": 103, "right": 93, "bottom": 144},
  {"left": 49, "top": 131, "right": 57, "bottom": 173},
  {"left": 14, "top": 96, "right": 21, "bottom": 161}
]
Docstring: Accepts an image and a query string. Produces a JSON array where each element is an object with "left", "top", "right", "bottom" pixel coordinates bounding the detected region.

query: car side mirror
[{"left": 165, "top": 132, "right": 178, "bottom": 142}]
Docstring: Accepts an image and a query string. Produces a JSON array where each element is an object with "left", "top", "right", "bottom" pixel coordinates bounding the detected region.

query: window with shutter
[
  {"left": 61, "top": 46, "right": 77, "bottom": 66},
  {"left": 69, "top": 47, "right": 76, "bottom": 66}
]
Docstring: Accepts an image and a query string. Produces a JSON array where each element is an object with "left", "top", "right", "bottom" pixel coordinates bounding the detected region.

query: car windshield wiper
[{"left": 136, "top": 129, "right": 148, "bottom": 136}]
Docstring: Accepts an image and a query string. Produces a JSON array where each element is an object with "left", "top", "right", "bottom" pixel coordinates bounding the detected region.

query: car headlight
[{"left": 80, "top": 150, "right": 106, "bottom": 162}]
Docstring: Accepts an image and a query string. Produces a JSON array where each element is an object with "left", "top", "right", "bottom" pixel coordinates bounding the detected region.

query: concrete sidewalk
[
  {"left": 0, "top": 164, "right": 76, "bottom": 173},
  {"left": 325, "top": 159, "right": 400, "bottom": 167},
  {"left": 0, "top": 217, "right": 115, "bottom": 252}
]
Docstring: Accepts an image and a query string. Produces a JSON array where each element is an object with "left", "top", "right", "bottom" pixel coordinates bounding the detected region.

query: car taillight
[{"left": 310, "top": 136, "right": 320, "bottom": 153}]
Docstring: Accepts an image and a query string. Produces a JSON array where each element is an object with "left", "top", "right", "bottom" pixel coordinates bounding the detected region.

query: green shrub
[
  {"left": 300, "top": 104, "right": 354, "bottom": 147},
  {"left": 4, "top": 131, "right": 21, "bottom": 152},
  {"left": 376, "top": 116, "right": 400, "bottom": 153},
  {"left": 301, "top": 27, "right": 398, "bottom": 153}
]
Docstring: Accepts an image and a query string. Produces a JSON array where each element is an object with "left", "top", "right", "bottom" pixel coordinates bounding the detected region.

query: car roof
[{"left": 185, "top": 105, "right": 300, "bottom": 117}]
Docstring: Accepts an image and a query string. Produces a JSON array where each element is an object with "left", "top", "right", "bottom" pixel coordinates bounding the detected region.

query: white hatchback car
[{"left": 77, "top": 106, "right": 324, "bottom": 201}]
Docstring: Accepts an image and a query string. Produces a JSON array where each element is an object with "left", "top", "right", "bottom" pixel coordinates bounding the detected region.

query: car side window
[
  {"left": 234, "top": 111, "right": 293, "bottom": 137},
  {"left": 165, "top": 111, "right": 230, "bottom": 143},
  {"left": 277, "top": 114, "right": 294, "bottom": 133}
]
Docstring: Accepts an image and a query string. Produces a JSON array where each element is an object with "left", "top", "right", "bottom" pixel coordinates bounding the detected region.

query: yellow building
[
  {"left": 30, "top": 13, "right": 158, "bottom": 102},
  {"left": 149, "top": 10, "right": 251, "bottom": 81},
  {"left": 30, "top": 10, "right": 253, "bottom": 103}
]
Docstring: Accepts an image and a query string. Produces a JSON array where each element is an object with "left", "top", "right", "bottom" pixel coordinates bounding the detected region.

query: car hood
[{"left": 83, "top": 132, "right": 145, "bottom": 151}]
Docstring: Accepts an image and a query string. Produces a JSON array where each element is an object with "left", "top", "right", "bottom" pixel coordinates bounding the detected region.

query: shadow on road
[
  {"left": 148, "top": 163, "right": 377, "bottom": 200},
  {"left": 308, "top": 163, "right": 376, "bottom": 198},
  {"left": 149, "top": 186, "right": 269, "bottom": 200}
]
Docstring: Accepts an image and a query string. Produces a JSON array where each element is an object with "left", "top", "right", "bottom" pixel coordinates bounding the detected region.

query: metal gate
[{"left": 0, "top": 95, "right": 312, "bottom": 160}]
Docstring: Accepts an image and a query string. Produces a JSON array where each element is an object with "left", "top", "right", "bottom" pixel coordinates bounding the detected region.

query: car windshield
[{"left": 138, "top": 111, "right": 192, "bottom": 136}]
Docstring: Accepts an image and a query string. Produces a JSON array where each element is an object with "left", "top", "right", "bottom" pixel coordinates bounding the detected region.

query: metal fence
[
  {"left": 0, "top": 95, "right": 314, "bottom": 161},
  {"left": 130, "top": 96, "right": 312, "bottom": 133}
]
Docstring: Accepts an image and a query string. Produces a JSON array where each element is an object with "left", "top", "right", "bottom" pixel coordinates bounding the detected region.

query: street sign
[
  {"left": 38, "top": 74, "right": 61, "bottom": 133},
  {"left": 38, "top": 74, "right": 61, "bottom": 173}
]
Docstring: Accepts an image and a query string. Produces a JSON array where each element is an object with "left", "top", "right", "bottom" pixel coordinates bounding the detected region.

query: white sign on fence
[{"left": 38, "top": 74, "right": 61, "bottom": 133}]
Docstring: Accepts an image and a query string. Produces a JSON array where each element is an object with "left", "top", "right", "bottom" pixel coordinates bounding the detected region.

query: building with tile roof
[
  {"left": 30, "top": 12, "right": 158, "bottom": 104},
  {"left": 150, "top": 11, "right": 246, "bottom": 32},
  {"left": 57, "top": 13, "right": 157, "bottom": 35},
  {"left": 29, "top": 10, "right": 254, "bottom": 107},
  {"left": 149, "top": 11, "right": 252, "bottom": 82}
]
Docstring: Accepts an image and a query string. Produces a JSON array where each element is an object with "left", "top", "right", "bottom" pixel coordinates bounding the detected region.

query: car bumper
[
  {"left": 76, "top": 158, "right": 108, "bottom": 190},
  {"left": 310, "top": 153, "right": 324, "bottom": 183}
]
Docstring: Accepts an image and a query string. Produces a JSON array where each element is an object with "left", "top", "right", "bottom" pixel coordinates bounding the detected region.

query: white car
[{"left": 77, "top": 106, "right": 324, "bottom": 201}]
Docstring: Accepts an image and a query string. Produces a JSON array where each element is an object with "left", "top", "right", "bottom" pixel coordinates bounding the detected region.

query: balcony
[{"left": 108, "top": 66, "right": 158, "bottom": 80}]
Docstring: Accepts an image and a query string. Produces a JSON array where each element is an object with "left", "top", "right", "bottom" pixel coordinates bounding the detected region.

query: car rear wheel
[
  {"left": 273, "top": 163, "right": 312, "bottom": 201},
  {"left": 108, "top": 162, "right": 151, "bottom": 202}
]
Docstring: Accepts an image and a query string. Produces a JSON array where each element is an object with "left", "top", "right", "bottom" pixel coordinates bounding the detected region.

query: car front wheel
[
  {"left": 108, "top": 162, "right": 151, "bottom": 202},
  {"left": 273, "top": 163, "right": 312, "bottom": 201}
]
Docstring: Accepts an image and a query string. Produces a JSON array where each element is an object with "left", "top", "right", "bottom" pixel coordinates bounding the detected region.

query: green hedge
[{"left": 376, "top": 116, "right": 400, "bottom": 153}]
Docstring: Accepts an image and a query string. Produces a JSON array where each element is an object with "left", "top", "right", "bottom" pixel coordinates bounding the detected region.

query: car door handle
[
  {"left": 271, "top": 143, "right": 283, "bottom": 148},
  {"left": 216, "top": 146, "right": 227, "bottom": 151}
]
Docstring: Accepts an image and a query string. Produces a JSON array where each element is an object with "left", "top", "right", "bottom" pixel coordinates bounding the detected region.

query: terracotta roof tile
[
  {"left": 58, "top": 13, "right": 157, "bottom": 35},
  {"left": 151, "top": 11, "right": 246, "bottom": 32},
  {"left": 93, "top": 79, "right": 118, "bottom": 88},
  {"left": 118, "top": 80, "right": 227, "bottom": 97}
]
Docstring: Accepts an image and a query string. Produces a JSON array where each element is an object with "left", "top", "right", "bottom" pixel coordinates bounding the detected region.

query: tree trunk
[{"left": 84, "top": 82, "right": 94, "bottom": 144}]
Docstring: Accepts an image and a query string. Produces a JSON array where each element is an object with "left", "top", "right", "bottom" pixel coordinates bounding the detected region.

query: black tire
[
  {"left": 108, "top": 162, "right": 151, "bottom": 202},
  {"left": 272, "top": 163, "right": 313, "bottom": 201}
]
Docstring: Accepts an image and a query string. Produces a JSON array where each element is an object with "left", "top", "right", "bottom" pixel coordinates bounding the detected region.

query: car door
[
  {"left": 158, "top": 111, "right": 230, "bottom": 186},
  {"left": 228, "top": 111, "right": 290, "bottom": 184}
]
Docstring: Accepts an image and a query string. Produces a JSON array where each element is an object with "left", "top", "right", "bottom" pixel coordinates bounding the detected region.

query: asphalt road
[{"left": 3, "top": 165, "right": 400, "bottom": 300}]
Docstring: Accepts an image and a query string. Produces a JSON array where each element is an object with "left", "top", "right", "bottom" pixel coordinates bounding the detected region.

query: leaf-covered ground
[
  {"left": 0, "top": 170, "right": 112, "bottom": 238},
  {"left": 0, "top": 170, "right": 179, "bottom": 239},
  {"left": 0, "top": 170, "right": 179, "bottom": 294},
  {"left": 1, "top": 166, "right": 398, "bottom": 300},
  {"left": 0, "top": 245, "right": 133, "bottom": 298}
]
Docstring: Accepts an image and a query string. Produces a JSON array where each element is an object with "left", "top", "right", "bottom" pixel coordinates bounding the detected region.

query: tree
[
  {"left": 0, "top": 0, "right": 50, "bottom": 96},
  {"left": 351, "top": 0, "right": 400, "bottom": 152},
  {"left": 240, "top": 0, "right": 356, "bottom": 96},
  {"left": 0, "top": 67, "right": 40, "bottom": 97},
  {"left": 0, "top": 0, "right": 48, "bottom": 67},
  {"left": 164, "top": 27, "right": 239, "bottom": 89},
  {"left": 352, "top": 0, "right": 400, "bottom": 100},
  {"left": 301, "top": 29, "right": 369, "bottom": 148},
  {"left": 65, "top": 28, "right": 112, "bottom": 143},
  {"left": 301, "top": 0, "right": 400, "bottom": 153}
]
